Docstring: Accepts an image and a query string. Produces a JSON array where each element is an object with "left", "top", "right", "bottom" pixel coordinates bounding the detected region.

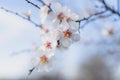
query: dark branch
[
  {"left": 100, "top": 0, "right": 120, "bottom": 16},
  {"left": 76, "top": 10, "right": 107, "bottom": 23},
  {"left": 76, "top": 0, "right": 120, "bottom": 31},
  {"left": 37, "top": 0, "right": 52, "bottom": 11},
  {"left": 37, "top": 0, "right": 46, "bottom": 5},
  {"left": 25, "top": 0, "right": 52, "bottom": 11},
  {"left": 81, "top": 13, "right": 113, "bottom": 29},
  {"left": 25, "top": 0, "right": 41, "bottom": 9},
  {"left": 28, "top": 67, "right": 35, "bottom": 75},
  {"left": 76, "top": 10, "right": 107, "bottom": 31}
]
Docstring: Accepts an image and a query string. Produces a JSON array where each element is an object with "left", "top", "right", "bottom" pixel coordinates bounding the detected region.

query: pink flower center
[
  {"left": 57, "top": 12, "right": 64, "bottom": 20},
  {"left": 44, "top": 29, "right": 49, "bottom": 33},
  {"left": 64, "top": 29, "right": 72, "bottom": 38},
  {"left": 40, "top": 55, "right": 48, "bottom": 64},
  {"left": 44, "top": 41, "right": 52, "bottom": 49},
  {"left": 66, "top": 16, "right": 71, "bottom": 22}
]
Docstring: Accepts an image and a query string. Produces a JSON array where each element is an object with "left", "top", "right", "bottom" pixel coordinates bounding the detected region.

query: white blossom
[
  {"left": 50, "top": 2, "right": 80, "bottom": 27},
  {"left": 32, "top": 48, "right": 55, "bottom": 72},
  {"left": 31, "top": 0, "right": 81, "bottom": 73}
]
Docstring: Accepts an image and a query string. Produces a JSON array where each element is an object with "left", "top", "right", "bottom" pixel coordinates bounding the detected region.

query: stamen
[
  {"left": 44, "top": 41, "right": 52, "bottom": 49},
  {"left": 44, "top": 29, "right": 49, "bottom": 33},
  {"left": 40, "top": 55, "right": 48, "bottom": 64},
  {"left": 66, "top": 16, "right": 71, "bottom": 22},
  {"left": 57, "top": 12, "right": 64, "bottom": 20},
  {"left": 64, "top": 29, "right": 72, "bottom": 38}
]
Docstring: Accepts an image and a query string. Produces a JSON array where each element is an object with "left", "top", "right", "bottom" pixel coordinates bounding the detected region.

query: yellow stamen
[
  {"left": 57, "top": 12, "right": 64, "bottom": 20},
  {"left": 40, "top": 55, "right": 48, "bottom": 64},
  {"left": 64, "top": 30, "right": 72, "bottom": 38},
  {"left": 66, "top": 16, "right": 71, "bottom": 22}
]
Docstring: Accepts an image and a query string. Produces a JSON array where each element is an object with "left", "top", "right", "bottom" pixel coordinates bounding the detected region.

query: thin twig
[
  {"left": 25, "top": 0, "right": 52, "bottom": 11},
  {"left": 25, "top": 0, "right": 41, "bottom": 9},
  {"left": 0, "top": 7, "right": 40, "bottom": 27},
  {"left": 81, "top": 13, "right": 113, "bottom": 29},
  {"left": 100, "top": 0, "right": 120, "bottom": 16},
  {"left": 29, "top": 67, "right": 35, "bottom": 75},
  {"left": 76, "top": 10, "right": 107, "bottom": 31},
  {"left": 37, "top": 0, "right": 52, "bottom": 11},
  {"left": 37, "top": 0, "right": 46, "bottom": 5}
]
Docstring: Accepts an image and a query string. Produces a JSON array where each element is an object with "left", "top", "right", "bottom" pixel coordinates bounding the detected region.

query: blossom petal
[
  {"left": 69, "top": 21, "right": 79, "bottom": 32},
  {"left": 52, "top": 18, "right": 60, "bottom": 27},
  {"left": 51, "top": 2, "right": 62, "bottom": 14},
  {"left": 71, "top": 34, "right": 80, "bottom": 42},
  {"left": 61, "top": 38, "right": 71, "bottom": 48},
  {"left": 62, "top": 6, "right": 71, "bottom": 15},
  {"left": 70, "top": 13, "right": 80, "bottom": 21},
  {"left": 59, "top": 18, "right": 69, "bottom": 31}
]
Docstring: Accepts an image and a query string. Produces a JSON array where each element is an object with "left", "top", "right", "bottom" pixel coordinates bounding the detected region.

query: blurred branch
[
  {"left": 77, "top": 10, "right": 107, "bottom": 22},
  {"left": 76, "top": 10, "right": 107, "bottom": 32},
  {"left": 81, "top": 13, "right": 113, "bottom": 29},
  {"left": 100, "top": 0, "right": 120, "bottom": 16},
  {"left": 29, "top": 67, "right": 35, "bottom": 75},
  {"left": 118, "top": 0, "right": 120, "bottom": 13},
  {"left": 10, "top": 49, "right": 32, "bottom": 56},
  {"left": 0, "top": 7, "right": 40, "bottom": 27},
  {"left": 76, "top": 0, "right": 120, "bottom": 31},
  {"left": 37, "top": 0, "right": 46, "bottom": 5}
]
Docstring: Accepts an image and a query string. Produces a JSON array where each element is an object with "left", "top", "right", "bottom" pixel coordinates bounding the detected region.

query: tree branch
[
  {"left": 76, "top": 10, "right": 107, "bottom": 32},
  {"left": 81, "top": 13, "right": 113, "bottom": 29},
  {"left": 100, "top": 0, "right": 120, "bottom": 16},
  {"left": 25, "top": 0, "right": 52, "bottom": 11},
  {"left": 0, "top": 7, "right": 40, "bottom": 27},
  {"left": 25, "top": 0, "right": 41, "bottom": 9}
]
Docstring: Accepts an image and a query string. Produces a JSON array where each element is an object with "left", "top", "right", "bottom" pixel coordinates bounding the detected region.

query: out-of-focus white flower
[
  {"left": 71, "top": 34, "right": 80, "bottom": 42},
  {"left": 60, "top": 37, "right": 71, "bottom": 48},
  {"left": 23, "top": 10, "right": 31, "bottom": 19},
  {"left": 40, "top": 6, "right": 50, "bottom": 23},
  {"left": 102, "top": 27, "right": 114, "bottom": 36}
]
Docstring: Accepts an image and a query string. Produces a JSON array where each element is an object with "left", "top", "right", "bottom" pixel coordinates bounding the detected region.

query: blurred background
[{"left": 0, "top": 0, "right": 120, "bottom": 80}]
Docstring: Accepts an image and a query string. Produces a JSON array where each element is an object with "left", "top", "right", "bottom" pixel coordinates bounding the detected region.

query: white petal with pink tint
[
  {"left": 61, "top": 38, "right": 71, "bottom": 48},
  {"left": 69, "top": 21, "right": 79, "bottom": 32},
  {"left": 71, "top": 34, "right": 80, "bottom": 42},
  {"left": 70, "top": 13, "right": 80, "bottom": 21},
  {"left": 51, "top": 2, "right": 62, "bottom": 14}
]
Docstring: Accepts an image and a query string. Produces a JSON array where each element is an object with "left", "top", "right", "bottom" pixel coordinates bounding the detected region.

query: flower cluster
[{"left": 30, "top": 0, "right": 80, "bottom": 74}]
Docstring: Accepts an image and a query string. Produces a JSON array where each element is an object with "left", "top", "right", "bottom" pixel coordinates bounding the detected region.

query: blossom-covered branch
[
  {"left": 24, "top": 0, "right": 120, "bottom": 75},
  {"left": 2, "top": 0, "right": 120, "bottom": 75}
]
